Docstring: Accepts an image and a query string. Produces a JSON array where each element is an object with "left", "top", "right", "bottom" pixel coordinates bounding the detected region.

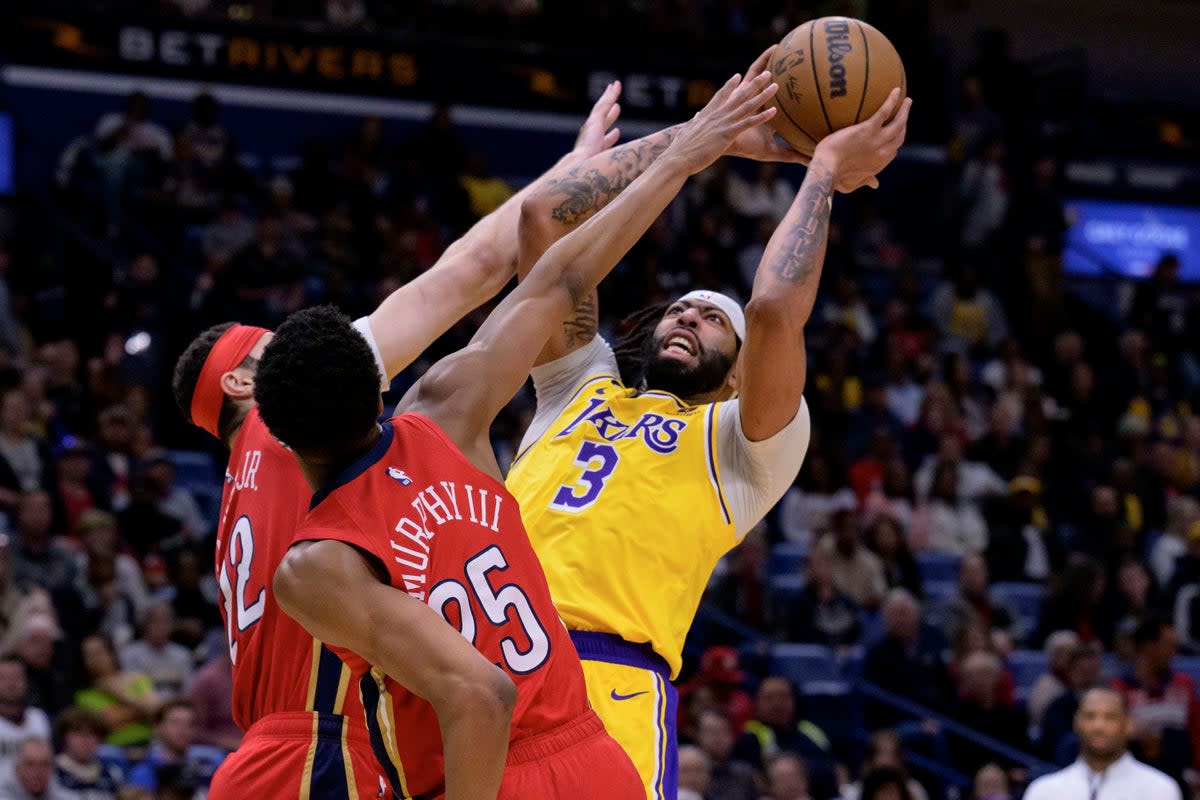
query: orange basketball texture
[{"left": 768, "top": 17, "right": 907, "bottom": 157}]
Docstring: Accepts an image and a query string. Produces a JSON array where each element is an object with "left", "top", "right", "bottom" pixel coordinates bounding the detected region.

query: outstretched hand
[
  {"left": 668, "top": 70, "right": 780, "bottom": 175},
  {"left": 725, "top": 46, "right": 811, "bottom": 166},
  {"left": 813, "top": 87, "right": 912, "bottom": 192},
  {"left": 574, "top": 81, "right": 622, "bottom": 158}
]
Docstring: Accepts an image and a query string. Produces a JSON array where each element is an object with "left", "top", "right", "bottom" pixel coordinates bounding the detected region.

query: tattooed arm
[{"left": 739, "top": 89, "right": 911, "bottom": 441}]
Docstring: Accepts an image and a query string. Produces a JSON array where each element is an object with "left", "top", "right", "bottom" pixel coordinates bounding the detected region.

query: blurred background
[{"left": 0, "top": 1, "right": 1198, "bottom": 798}]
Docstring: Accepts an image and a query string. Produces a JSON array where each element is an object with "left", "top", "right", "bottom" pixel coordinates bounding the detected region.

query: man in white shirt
[
  {"left": 1024, "top": 688, "right": 1180, "bottom": 800},
  {"left": 0, "top": 657, "right": 51, "bottom": 779}
]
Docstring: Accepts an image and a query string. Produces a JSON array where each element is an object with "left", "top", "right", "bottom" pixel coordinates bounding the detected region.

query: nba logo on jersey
[{"left": 387, "top": 466, "right": 412, "bottom": 486}]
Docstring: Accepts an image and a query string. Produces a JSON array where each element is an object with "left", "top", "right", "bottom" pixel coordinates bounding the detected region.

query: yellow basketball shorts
[{"left": 570, "top": 632, "right": 678, "bottom": 800}]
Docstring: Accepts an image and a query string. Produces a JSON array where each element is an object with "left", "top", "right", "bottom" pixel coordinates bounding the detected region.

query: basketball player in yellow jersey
[{"left": 507, "top": 49, "right": 912, "bottom": 797}]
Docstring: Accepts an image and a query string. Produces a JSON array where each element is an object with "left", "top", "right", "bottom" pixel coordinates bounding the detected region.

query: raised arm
[
  {"left": 738, "top": 89, "right": 911, "bottom": 441},
  {"left": 516, "top": 46, "right": 808, "bottom": 367},
  {"left": 362, "top": 88, "right": 622, "bottom": 378},
  {"left": 275, "top": 540, "right": 515, "bottom": 800},
  {"left": 406, "top": 72, "right": 780, "bottom": 454}
]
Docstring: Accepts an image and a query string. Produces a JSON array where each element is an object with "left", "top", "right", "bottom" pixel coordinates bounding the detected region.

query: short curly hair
[
  {"left": 171, "top": 322, "right": 246, "bottom": 438},
  {"left": 254, "top": 305, "right": 381, "bottom": 458}
]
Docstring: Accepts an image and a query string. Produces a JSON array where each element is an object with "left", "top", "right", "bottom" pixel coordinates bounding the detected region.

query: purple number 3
[{"left": 550, "top": 441, "right": 619, "bottom": 512}]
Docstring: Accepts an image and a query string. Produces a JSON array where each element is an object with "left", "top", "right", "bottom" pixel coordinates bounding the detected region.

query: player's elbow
[
  {"left": 438, "top": 663, "right": 517, "bottom": 723},
  {"left": 273, "top": 542, "right": 322, "bottom": 619},
  {"left": 745, "top": 294, "right": 804, "bottom": 331}
]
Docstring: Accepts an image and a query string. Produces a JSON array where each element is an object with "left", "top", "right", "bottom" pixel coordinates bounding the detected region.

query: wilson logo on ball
[{"left": 824, "top": 18, "right": 853, "bottom": 98}]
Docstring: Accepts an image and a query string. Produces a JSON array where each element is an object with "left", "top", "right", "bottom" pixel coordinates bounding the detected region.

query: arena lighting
[{"left": 124, "top": 331, "right": 152, "bottom": 356}]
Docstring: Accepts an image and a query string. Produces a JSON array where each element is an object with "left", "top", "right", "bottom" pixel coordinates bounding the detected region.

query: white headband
[{"left": 677, "top": 290, "right": 746, "bottom": 340}]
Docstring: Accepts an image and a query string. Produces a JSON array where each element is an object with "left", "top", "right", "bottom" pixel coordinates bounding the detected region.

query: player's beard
[{"left": 641, "top": 330, "right": 734, "bottom": 399}]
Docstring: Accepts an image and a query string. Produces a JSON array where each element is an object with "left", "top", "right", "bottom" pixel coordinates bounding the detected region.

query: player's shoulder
[
  {"left": 1127, "top": 759, "right": 1183, "bottom": 796},
  {"left": 1021, "top": 767, "right": 1072, "bottom": 800}
]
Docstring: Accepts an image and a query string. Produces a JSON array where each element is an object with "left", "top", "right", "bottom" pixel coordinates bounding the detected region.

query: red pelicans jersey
[
  {"left": 294, "top": 413, "right": 591, "bottom": 799},
  {"left": 217, "top": 408, "right": 362, "bottom": 728}
]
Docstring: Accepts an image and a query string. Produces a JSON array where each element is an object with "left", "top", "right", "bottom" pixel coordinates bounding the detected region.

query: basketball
[{"left": 767, "top": 17, "right": 907, "bottom": 156}]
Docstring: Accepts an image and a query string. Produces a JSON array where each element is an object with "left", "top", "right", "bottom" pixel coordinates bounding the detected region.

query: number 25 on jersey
[{"left": 218, "top": 515, "right": 266, "bottom": 664}]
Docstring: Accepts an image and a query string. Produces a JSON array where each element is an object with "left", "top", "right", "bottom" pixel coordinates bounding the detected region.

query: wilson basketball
[{"left": 768, "top": 17, "right": 907, "bottom": 156}]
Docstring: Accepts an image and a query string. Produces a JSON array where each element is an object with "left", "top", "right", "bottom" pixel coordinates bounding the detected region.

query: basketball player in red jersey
[
  {"left": 169, "top": 90, "right": 624, "bottom": 800},
  {"left": 252, "top": 70, "right": 783, "bottom": 799}
]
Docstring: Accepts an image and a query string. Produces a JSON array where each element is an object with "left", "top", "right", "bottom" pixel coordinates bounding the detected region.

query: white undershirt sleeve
[
  {"left": 517, "top": 337, "right": 621, "bottom": 454},
  {"left": 716, "top": 397, "right": 812, "bottom": 540},
  {"left": 351, "top": 316, "right": 389, "bottom": 392}
]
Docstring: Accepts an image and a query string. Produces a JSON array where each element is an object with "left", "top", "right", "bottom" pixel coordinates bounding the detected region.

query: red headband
[{"left": 191, "top": 325, "right": 269, "bottom": 439}]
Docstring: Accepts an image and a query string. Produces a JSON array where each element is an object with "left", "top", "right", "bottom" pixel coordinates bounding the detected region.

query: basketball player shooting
[
  {"left": 506, "top": 46, "right": 911, "bottom": 798},
  {"left": 252, "top": 69, "right": 782, "bottom": 800},
  {"left": 168, "top": 91, "right": 622, "bottom": 800}
]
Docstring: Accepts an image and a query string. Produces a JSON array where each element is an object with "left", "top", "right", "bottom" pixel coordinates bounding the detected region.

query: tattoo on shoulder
[
  {"left": 772, "top": 163, "right": 835, "bottom": 284},
  {"left": 547, "top": 129, "right": 678, "bottom": 226},
  {"left": 561, "top": 294, "right": 598, "bottom": 347}
]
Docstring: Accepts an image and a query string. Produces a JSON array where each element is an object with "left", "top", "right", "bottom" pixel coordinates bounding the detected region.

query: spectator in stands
[
  {"left": 55, "top": 440, "right": 96, "bottom": 536},
  {"left": 74, "top": 634, "right": 160, "bottom": 747},
  {"left": 984, "top": 474, "right": 1056, "bottom": 583},
  {"left": 848, "top": 425, "right": 902, "bottom": 503},
  {"left": 187, "top": 650, "right": 239, "bottom": 751},
  {"left": 90, "top": 405, "right": 139, "bottom": 513},
  {"left": 929, "top": 264, "right": 1009, "bottom": 355},
  {"left": 1035, "top": 558, "right": 1112, "bottom": 647},
  {"left": 726, "top": 162, "right": 793, "bottom": 226},
  {"left": 1112, "top": 618, "right": 1199, "bottom": 780},
  {"left": 326, "top": 0, "right": 369, "bottom": 27},
  {"left": 972, "top": 763, "right": 1011, "bottom": 800},
  {"left": 734, "top": 677, "right": 839, "bottom": 797},
  {"left": 678, "top": 744, "right": 711, "bottom": 800},
  {"left": 820, "top": 505, "right": 887, "bottom": 611},
  {"left": 181, "top": 93, "right": 232, "bottom": 177},
  {"left": 0, "top": 390, "right": 56, "bottom": 519},
  {"left": 141, "top": 451, "right": 208, "bottom": 543},
  {"left": 912, "top": 460, "right": 990, "bottom": 557},
  {"left": 1028, "top": 630, "right": 1081, "bottom": 729},
  {"left": 10, "top": 610, "right": 70, "bottom": 716},
  {"left": 950, "top": 650, "right": 1030, "bottom": 776},
  {"left": 778, "top": 540, "right": 862, "bottom": 647},
  {"left": 1152, "top": 496, "right": 1198, "bottom": 589},
  {"left": 459, "top": 152, "right": 513, "bottom": 220},
  {"left": 941, "top": 555, "right": 1020, "bottom": 649},
  {"left": 53, "top": 707, "right": 122, "bottom": 799},
  {"left": 968, "top": 396, "right": 1027, "bottom": 481},
  {"left": 858, "top": 766, "right": 916, "bottom": 800},
  {"left": 1110, "top": 561, "right": 1158, "bottom": 641},
  {"left": 708, "top": 530, "right": 771, "bottom": 635},
  {"left": 679, "top": 647, "right": 755, "bottom": 734},
  {"left": 915, "top": 433, "right": 1006, "bottom": 504},
  {"left": 0, "top": 657, "right": 51, "bottom": 778},
  {"left": 863, "top": 590, "right": 955, "bottom": 728},
  {"left": 864, "top": 459, "right": 917, "bottom": 537},
  {"left": 10, "top": 491, "right": 79, "bottom": 603},
  {"left": 161, "top": 550, "right": 220, "bottom": 651},
  {"left": 981, "top": 339, "right": 1043, "bottom": 398},
  {"left": 94, "top": 92, "right": 172, "bottom": 165},
  {"left": 0, "top": 538, "right": 29, "bottom": 642},
  {"left": 822, "top": 276, "right": 877, "bottom": 349},
  {"left": 694, "top": 710, "right": 758, "bottom": 800},
  {"left": 73, "top": 510, "right": 148, "bottom": 622},
  {"left": 765, "top": 752, "right": 813, "bottom": 800},
  {"left": 779, "top": 453, "right": 855, "bottom": 547},
  {"left": 0, "top": 737, "right": 64, "bottom": 800},
  {"left": 864, "top": 516, "right": 923, "bottom": 599},
  {"left": 1038, "top": 642, "right": 1104, "bottom": 763},
  {"left": 119, "top": 602, "right": 193, "bottom": 696},
  {"left": 1128, "top": 254, "right": 1188, "bottom": 355},
  {"left": 126, "top": 700, "right": 223, "bottom": 793},
  {"left": 79, "top": 553, "right": 137, "bottom": 650},
  {"left": 840, "top": 730, "right": 929, "bottom": 800},
  {"left": 1024, "top": 688, "right": 1182, "bottom": 800},
  {"left": 116, "top": 475, "right": 184, "bottom": 561}
]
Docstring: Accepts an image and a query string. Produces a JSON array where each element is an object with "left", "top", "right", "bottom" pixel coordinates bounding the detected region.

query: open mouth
[{"left": 663, "top": 331, "right": 698, "bottom": 357}]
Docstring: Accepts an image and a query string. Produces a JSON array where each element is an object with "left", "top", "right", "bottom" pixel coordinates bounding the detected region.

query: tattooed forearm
[
  {"left": 771, "top": 162, "right": 835, "bottom": 284},
  {"left": 560, "top": 293, "right": 598, "bottom": 346},
  {"left": 544, "top": 126, "right": 680, "bottom": 225}
]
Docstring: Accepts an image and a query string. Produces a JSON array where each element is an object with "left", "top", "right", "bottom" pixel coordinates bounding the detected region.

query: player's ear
[{"left": 220, "top": 368, "right": 254, "bottom": 401}]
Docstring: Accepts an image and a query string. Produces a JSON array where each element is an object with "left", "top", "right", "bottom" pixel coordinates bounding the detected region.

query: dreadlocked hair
[{"left": 612, "top": 302, "right": 670, "bottom": 386}]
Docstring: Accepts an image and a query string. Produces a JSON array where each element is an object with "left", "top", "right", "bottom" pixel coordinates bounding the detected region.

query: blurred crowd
[{"left": 0, "top": 0, "right": 1196, "bottom": 797}]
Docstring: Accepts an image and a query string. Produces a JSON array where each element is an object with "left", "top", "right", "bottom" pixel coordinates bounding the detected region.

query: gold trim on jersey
[
  {"left": 370, "top": 667, "right": 411, "bottom": 798},
  {"left": 299, "top": 713, "right": 319, "bottom": 800},
  {"left": 340, "top": 717, "right": 359, "bottom": 799}
]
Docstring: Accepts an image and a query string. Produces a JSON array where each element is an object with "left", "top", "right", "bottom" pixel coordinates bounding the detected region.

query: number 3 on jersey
[
  {"left": 549, "top": 441, "right": 619, "bottom": 512},
  {"left": 218, "top": 515, "right": 266, "bottom": 664}
]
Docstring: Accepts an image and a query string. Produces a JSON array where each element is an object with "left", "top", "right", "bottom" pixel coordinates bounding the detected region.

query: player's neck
[
  {"left": 299, "top": 424, "right": 383, "bottom": 492},
  {"left": 1082, "top": 749, "right": 1124, "bottom": 774}
]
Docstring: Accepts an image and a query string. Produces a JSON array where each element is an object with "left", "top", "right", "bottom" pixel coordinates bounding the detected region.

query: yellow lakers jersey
[{"left": 507, "top": 375, "right": 737, "bottom": 678}]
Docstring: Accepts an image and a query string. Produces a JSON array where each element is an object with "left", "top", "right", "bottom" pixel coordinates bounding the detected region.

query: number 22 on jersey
[{"left": 218, "top": 515, "right": 266, "bottom": 664}]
